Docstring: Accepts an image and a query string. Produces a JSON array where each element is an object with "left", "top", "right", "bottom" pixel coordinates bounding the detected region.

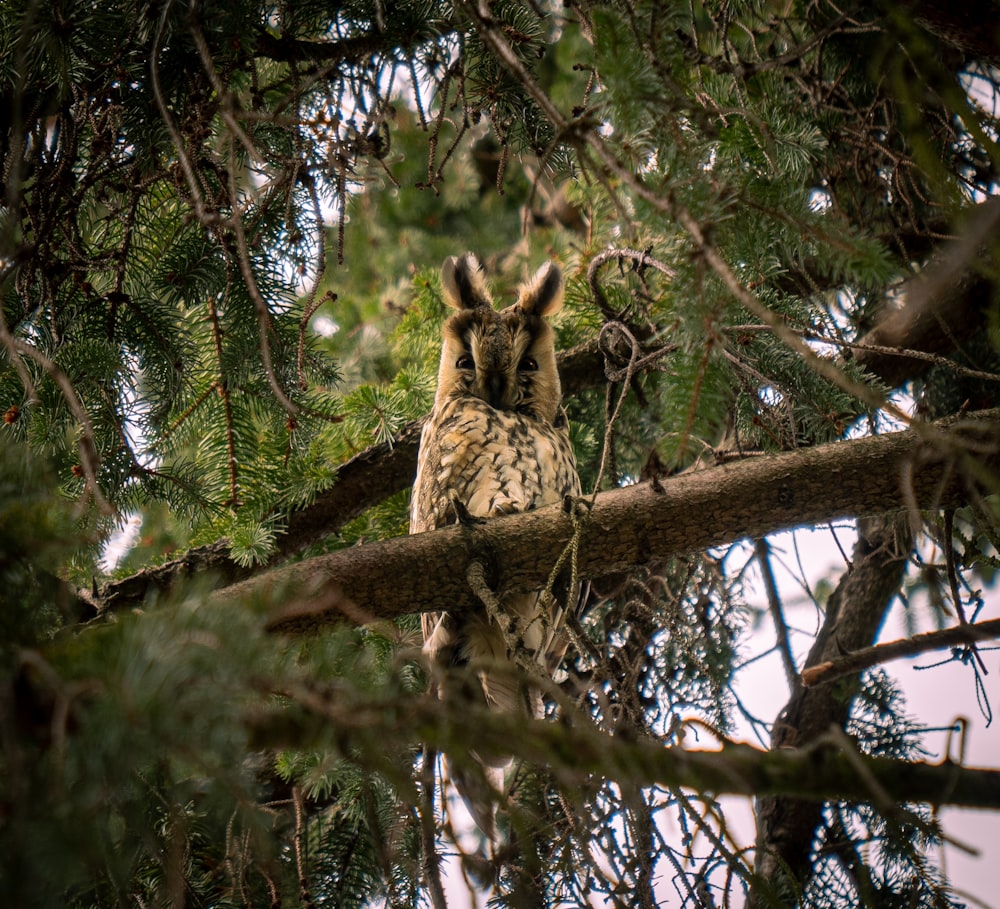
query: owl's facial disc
[
  {"left": 470, "top": 313, "right": 520, "bottom": 410},
  {"left": 436, "top": 256, "right": 562, "bottom": 422}
]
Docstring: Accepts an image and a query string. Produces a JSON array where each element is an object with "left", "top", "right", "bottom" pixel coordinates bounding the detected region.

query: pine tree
[{"left": 2, "top": 1, "right": 999, "bottom": 906}]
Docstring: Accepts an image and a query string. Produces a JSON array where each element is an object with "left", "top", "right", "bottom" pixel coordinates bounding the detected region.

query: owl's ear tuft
[
  {"left": 441, "top": 253, "right": 493, "bottom": 311},
  {"left": 518, "top": 261, "right": 563, "bottom": 318}
]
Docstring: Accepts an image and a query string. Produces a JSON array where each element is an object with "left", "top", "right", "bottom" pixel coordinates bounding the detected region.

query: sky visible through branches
[
  {"left": 736, "top": 528, "right": 999, "bottom": 909},
  {"left": 428, "top": 521, "right": 1000, "bottom": 908}
]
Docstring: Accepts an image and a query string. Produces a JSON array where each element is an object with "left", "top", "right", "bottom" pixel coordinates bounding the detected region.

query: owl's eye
[
  {"left": 456, "top": 353, "right": 475, "bottom": 370},
  {"left": 518, "top": 355, "right": 539, "bottom": 372}
]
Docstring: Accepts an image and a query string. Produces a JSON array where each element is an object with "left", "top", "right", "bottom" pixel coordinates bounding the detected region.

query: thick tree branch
[
  {"left": 92, "top": 190, "right": 999, "bottom": 616},
  {"left": 254, "top": 29, "right": 389, "bottom": 65},
  {"left": 84, "top": 539, "right": 252, "bottom": 615},
  {"left": 747, "top": 200, "right": 1000, "bottom": 900},
  {"left": 215, "top": 409, "right": 1000, "bottom": 632},
  {"left": 853, "top": 197, "right": 1000, "bottom": 387},
  {"left": 751, "top": 515, "right": 913, "bottom": 904},
  {"left": 90, "top": 338, "right": 616, "bottom": 614},
  {"left": 92, "top": 201, "right": 999, "bottom": 618}
]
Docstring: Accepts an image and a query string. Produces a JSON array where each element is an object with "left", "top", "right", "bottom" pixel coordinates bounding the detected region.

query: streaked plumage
[{"left": 410, "top": 253, "right": 580, "bottom": 835}]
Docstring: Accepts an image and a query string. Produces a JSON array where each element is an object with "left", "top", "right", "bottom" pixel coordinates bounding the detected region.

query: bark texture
[{"left": 218, "top": 409, "right": 1000, "bottom": 632}]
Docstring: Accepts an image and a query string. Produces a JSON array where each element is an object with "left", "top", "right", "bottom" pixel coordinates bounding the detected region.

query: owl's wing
[
  {"left": 409, "top": 418, "right": 446, "bottom": 534},
  {"left": 411, "top": 418, "right": 449, "bottom": 665},
  {"left": 534, "top": 428, "right": 586, "bottom": 675}
]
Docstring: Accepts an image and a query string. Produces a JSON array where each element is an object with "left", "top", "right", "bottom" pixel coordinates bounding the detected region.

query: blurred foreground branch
[{"left": 247, "top": 683, "right": 1000, "bottom": 810}]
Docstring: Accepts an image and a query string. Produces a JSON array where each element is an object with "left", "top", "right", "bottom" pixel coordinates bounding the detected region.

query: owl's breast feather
[{"left": 421, "top": 397, "right": 575, "bottom": 522}]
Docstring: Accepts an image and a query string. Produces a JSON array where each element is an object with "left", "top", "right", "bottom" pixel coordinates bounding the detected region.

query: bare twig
[
  {"left": 586, "top": 247, "right": 676, "bottom": 321},
  {"left": 944, "top": 509, "right": 989, "bottom": 674},
  {"left": 292, "top": 786, "right": 315, "bottom": 909},
  {"left": 150, "top": 0, "right": 215, "bottom": 223},
  {"left": 728, "top": 324, "right": 1000, "bottom": 386},
  {"left": 754, "top": 538, "right": 798, "bottom": 692},
  {"left": 418, "top": 748, "right": 449, "bottom": 909},
  {"left": 224, "top": 140, "right": 302, "bottom": 417}
]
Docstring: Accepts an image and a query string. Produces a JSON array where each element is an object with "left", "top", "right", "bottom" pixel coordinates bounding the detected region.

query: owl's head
[{"left": 434, "top": 253, "right": 565, "bottom": 423}]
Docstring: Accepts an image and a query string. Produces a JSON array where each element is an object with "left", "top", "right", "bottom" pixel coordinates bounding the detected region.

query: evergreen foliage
[{"left": 2, "top": 0, "right": 999, "bottom": 906}]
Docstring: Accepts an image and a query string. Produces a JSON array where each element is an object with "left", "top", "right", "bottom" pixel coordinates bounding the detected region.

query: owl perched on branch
[{"left": 410, "top": 253, "right": 581, "bottom": 837}]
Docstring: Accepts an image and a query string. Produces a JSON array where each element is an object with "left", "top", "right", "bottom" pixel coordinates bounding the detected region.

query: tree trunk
[{"left": 750, "top": 516, "right": 911, "bottom": 906}]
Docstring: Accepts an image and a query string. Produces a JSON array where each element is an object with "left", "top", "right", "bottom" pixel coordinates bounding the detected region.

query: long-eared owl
[{"left": 410, "top": 253, "right": 581, "bottom": 835}]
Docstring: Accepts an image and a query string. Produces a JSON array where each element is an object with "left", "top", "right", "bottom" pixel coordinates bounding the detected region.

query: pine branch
[
  {"left": 253, "top": 29, "right": 390, "bottom": 66},
  {"left": 246, "top": 685, "right": 1000, "bottom": 811},
  {"left": 90, "top": 338, "right": 615, "bottom": 614},
  {"left": 218, "top": 409, "right": 1000, "bottom": 632},
  {"left": 87, "top": 323, "right": 999, "bottom": 619}
]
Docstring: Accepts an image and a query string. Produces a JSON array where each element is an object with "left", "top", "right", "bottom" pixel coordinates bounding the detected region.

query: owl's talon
[
  {"left": 449, "top": 493, "right": 485, "bottom": 526},
  {"left": 563, "top": 494, "right": 592, "bottom": 518}
]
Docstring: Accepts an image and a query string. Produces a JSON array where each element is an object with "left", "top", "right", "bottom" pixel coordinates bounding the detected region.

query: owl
[{"left": 410, "top": 253, "right": 581, "bottom": 836}]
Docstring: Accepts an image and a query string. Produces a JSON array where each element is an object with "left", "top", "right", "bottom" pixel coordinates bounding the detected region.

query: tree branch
[
  {"left": 246, "top": 685, "right": 1000, "bottom": 811},
  {"left": 853, "top": 197, "right": 1000, "bottom": 387},
  {"left": 218, "top": 409, "right": 1000, "bottom": 632},
  {"left": 751, "top": 515, "right": 913, "bottom": 904},
  {"left": 91, "top": 202, "right": 999, "bottom": 617},
  {"left": 755, "top": 537, "right": 799, "bottom": 692},
  {"left": 253, "top": 29, "right": 389, "bottom": 65},
  {"left": 801, "top": 617, "right": 1000, "bottom": 687},
  {"left": 91, "top": 187, "right": 998, "bottom": 616}
]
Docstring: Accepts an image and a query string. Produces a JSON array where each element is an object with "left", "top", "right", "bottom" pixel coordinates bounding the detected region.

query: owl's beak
[{"left": 486, "top": 371, "right": 507, "bottom": 409}]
